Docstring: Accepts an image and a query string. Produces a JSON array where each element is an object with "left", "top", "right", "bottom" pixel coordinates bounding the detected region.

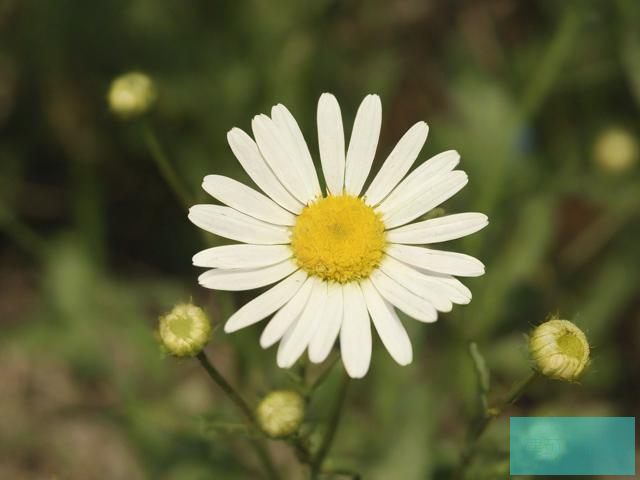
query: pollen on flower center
[{"left": 290, "top": 195, "right": 386, "bottom": 283}]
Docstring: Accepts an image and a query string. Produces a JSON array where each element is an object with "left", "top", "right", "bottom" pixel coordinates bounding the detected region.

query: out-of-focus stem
[
  {"left": 455, "top": 371, "right": 540, "bottom": 479},
  {"left": 196, "top": 352, "right": 280, "bottom": 480},
  {"left": 311, "top": 372, "right": 351, "bottom": 478},
  {"left": 142, "top": 123, "right": 193, "bottom": 210},
  {"left": 0, "top": 203, "right": 48, "bottom": 259},
  {"left": 307, "top": 354, "right": 340, "bottom": 395}
]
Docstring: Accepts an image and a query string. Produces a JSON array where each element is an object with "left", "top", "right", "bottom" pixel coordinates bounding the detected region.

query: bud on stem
[
  {"left": 108, "top": 72, "right": 157, "bottom": 119},
  {"left": 256, "top": 390, "right": 305, "bottom": 438},
  {"left": 529, "top": 318, "right": 590, "bottom": 381},
  {"left": 159, "top": 303, "right": 211, "bottom": 357}
]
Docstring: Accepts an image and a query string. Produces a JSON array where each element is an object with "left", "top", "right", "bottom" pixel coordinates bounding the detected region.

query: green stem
[
  {"left": 196, "top": 352, "right": 280, "bottom": 480},
  {"left": 0, "top": 203, "right": 48, "bottom": 259},
  {"left": 142, "top": 123, "right": 193, "bottom": 210},
  {"left": 311, "top": 372, "right": 351, "bottom": 478},
  {"left": 307, "top": 354, "right": 340, "bottom": 395},
  {"left": 518, "top": 9, "right": 580, "bottom": 120},
  {"left": 455, "top": 371, "right": 540, "bottom": 479},
  {"left": 319, "top": 468, "right": 361, "bottom": 479}
]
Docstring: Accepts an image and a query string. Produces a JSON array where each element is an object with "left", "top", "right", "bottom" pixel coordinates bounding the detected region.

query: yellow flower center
[{"left": 291, "top": 195, "right": 386, "bottom": 283}]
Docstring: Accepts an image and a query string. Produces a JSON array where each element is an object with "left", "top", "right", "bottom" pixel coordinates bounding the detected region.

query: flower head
[
  {"left": 529, "top": 318, "right": 590, "bottom": 381},
  {"left": 256, "top": 389, "right": 305, "bottom": 437},
  {"left": 188, "top": 93, "right": 488, "bottom": 378},
  {"left": 108, "top": 72, "right": 156, "bottom": 119},
  {"left": 159, "top": 303, "right": 211, "bottom": 357}
]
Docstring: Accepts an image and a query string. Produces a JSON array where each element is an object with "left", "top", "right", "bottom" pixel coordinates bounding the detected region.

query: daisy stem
[
  {"left": 319, "top": 468, "right": 361, "bottom": 479},
  {"left": 196, "top": 352, "right": 280, "bottom": 480},
  {"left": 308, "top": 354, "right": 340, "bottom": 395},
  {"left": 142, "top": 122, "right": 193, "bottom": 210},
  {"left": 311, "top": 371, "right": 351, "bottom": 478},
  {"left": 0, "top": 203, "right": 48, "bottom": 259},
  {"left": 455, "top": 370, "right": 540, "bottom": 479}
]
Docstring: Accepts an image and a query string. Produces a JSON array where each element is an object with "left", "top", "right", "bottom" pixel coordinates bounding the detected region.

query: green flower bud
[
  {"left": 108, "top": 72, "right": 156, "bottom": 119},
  {"left": 529, "top": 319, "right": 590, "bottom": 381},
  {"left": 159, "top": 303, "right": 211, "bottom": 357},
  {"left": 256, "top": 390, "right": 305, "bottom": 438},
  {"left": 593, "top": 127, "right": 638, "bottom": 173}
]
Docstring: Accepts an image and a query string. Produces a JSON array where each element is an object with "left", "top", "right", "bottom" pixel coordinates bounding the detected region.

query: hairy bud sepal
[
  {"left": 159, "top": 303, "right": 211, "bottom": 357},
  {"left": 529, "top": 319, "right": 590, "bottom": 382},
  {"left": 256, "top": 390, "right": 305, "bottom": 438}
]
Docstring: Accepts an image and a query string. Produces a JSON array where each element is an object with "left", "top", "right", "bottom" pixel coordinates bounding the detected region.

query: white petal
[
  {"left": 361, "top": 279, "right": 412, "bottom": 366},
  {"left": 271, "top": 104, "right": 321, "bottom": 199},
  {"left": 227, "top": 128, "right": 304, "bottom": 214},
  {"left": 252, "top": 114, "right": 314, "bottom": 204},
  {"left": 339, "top": 282, "right": 372, "bottom": 378},
  {"left": 381, "top": 170, "right": 469, "bottom": 229},
  {"left": 277, "top": 281, "right": 327, "bottom": 368},
  {"left": 308, "top": 282, "right": 343, "bottom": 363},
  {"left": 198, "top": 260, "right": 298, "bottom": 291},
  {"left": 376, "top": 150, "right": 459, "bottom": 216},
  {"left": 369, "top": 270, "right": 438, "bottom": 323},
  {"left": 386, "top": 212, "right": 488, "bottom": 244},
  {"left": 378, "top": 256, "right": 453, "bottom": 312},
  {"left": 387, "top": 244, "right": 485, "bottom": 277},
  {"left": 364, "top": 121, "right": 429, "bottom": 206},
  {"left": 317, "top": 93, "right": 346, "bottom": 195},
  {"left": 188, "top": 205, "right": 291, "bottom": 244},
  {"left": 192, "top": 244, "right": 292, "bottom": 269},
  {"left": 260, "top": 276, "right": 315, "bottom": 348},
  {"left": 202, "top": 175, "right": 296, "bottom": 226},
  {"left": 224, "top": 270, "right": 307, "bottom": 333},
  {"left": 344, "top": 94, "right": 382, "bottom": 196},
  {"left": 416, "top": 270, "right": 472, "bottom": 304}
]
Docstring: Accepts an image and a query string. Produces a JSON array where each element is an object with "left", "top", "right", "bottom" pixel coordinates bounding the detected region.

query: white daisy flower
[{"left": 189, "top": 93, "right": 488, "bottom": 378}]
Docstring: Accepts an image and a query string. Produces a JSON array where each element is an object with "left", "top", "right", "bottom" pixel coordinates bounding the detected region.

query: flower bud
[
  {"left": 593, "top": 127, "right": 638, "bottom": 173},
  {"left": 108, "top": 72, "right": 156, "bottom": 119},
  {"left": 158, "top": 303, "right": 211, "bottom": 357},
  {"left": 529, "top": 319, "right": 590, "bottom": 381},
  {"left": 256, "top": 390, "right": 305, "bottom": 437}
]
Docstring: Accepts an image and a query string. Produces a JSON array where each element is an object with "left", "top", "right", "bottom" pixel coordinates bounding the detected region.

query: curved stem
[
  {"left": 0, "top": 203, "right": 48, "bottom": 259},
  {"left": 196, "top": 352, "right": 280, "bottom": 480},
  {"left": 142, "top": 122, "right": 193, "bottom": 210},
  {"left": 311, "top": 372, "right": 351, "bottom": 478},
  {"left": 455, "top": 371, "right": 540, "bottom": 479},
  {"left": 308, "top": 354, "right": 340, "bottom": 395}
]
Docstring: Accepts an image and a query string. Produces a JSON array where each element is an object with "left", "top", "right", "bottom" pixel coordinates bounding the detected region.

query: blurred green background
[{"left": 1, "top": 0, "right": 639, "bottom": 479}]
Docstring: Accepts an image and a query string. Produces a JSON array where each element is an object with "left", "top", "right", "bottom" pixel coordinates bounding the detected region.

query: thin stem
[
  {"left": 311, "top": 372, "right": 351, "bottom": 478},
  {"left": 289, "top": 435, "right": 313, "bottom": 465},
  {"left": 308, "top": 354, "right": 340, "bottom": 394},
  {"left": 455, "top": 371, "right": 540, "bottom": 479},
  {"left": 319, "top": 468, "right": 361, "bottom": 479},
  {"left": 0, "top": 203, "right": 48, "bottom": 259},
  {"left": 518, "top": 9, "right": 579, "bottom": 120},
  {"left": 142, "top": 122, "right": 193, "bottom": 210},
  {"left": 197, "top": 352, "right": 256, "bottom": 423},
  {"left": 196, "top": 352, "right": 280, "bottom": 480}
]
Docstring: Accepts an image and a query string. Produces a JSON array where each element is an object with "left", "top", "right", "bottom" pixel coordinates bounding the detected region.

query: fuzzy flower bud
[
  {"left": 256, "top": 390, "right": 305, "bottom": 438},
  {"left": 108, "top": 72, "right": 156, "bottom": 119},
  {"left": 593, "top": 127, "right": 638, "bottom": 173},
  {"left": 158, "top": 303, "right": 211, "bottom": 357},
  {"left": 529, "top": 319, "right": 590, "bottom": 381}
]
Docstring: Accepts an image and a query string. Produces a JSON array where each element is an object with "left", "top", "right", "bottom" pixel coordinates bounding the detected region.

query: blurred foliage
[{"left": 1, "top": 0, "right": 639, "bottom": 479}]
